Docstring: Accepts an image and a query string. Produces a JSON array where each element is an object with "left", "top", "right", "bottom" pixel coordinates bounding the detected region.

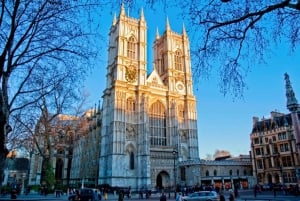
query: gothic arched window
[
  {"left": 206, "top": 170, "right": 209, "bottom": 177},
  {"left": 174, "top": 50, "right": 182, "bottom": 71},
  {"left": 55, "top": 158, "right": 64, "bottom": 180},
  {"left": 129, "top": 152, "right": 134, "bottom": 170},
  {"left": 149, "top": 101, "right": 166, "bottom": 146},
  {"left": 127, "top": 36, "right": 136, "bottom": 59}
]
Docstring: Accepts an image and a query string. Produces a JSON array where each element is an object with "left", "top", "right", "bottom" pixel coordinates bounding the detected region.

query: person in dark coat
[
  {"left": 229, "top": 189, "right": 235, "bottom": 201},
  {"left": 160, "top": 192, "right": 167, "bottom": 201},
  {"left": 219, "top": 193, "right": 225, "bottom": 201},
  {"left": 118, "top": 190, "right": 124, "bottom": 201}
]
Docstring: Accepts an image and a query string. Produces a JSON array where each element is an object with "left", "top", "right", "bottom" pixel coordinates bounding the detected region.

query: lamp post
[
  {"left": 172, "top": 148, "right": 178, "bottom": 199},
  {"left": 21, "top": 173, "right": 26, "bottom": 194}
]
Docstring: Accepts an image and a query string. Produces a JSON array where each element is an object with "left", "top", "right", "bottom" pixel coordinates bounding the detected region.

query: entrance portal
[{"left": 156, "top": 171, "right": 170, "bottom": 191}]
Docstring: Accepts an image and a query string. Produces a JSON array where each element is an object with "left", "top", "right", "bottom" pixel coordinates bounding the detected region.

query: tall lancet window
[
  {"left": 127, "top": 36, "right": 136, "bottom": 59},
  {"left": 149, "top": 101, "right": 167, "bottom": 146},
  {"left": 127, "top": 98, "right": 136, "bottom": 112},
  {"left": 129, "top": 152, "right": 134, "bottom": 169},
  {"left": 126, "top": 98, "right": 135, "bottom": 122},
  {"left": 174, "top": 50, "right": 182, "bottom": 71}
]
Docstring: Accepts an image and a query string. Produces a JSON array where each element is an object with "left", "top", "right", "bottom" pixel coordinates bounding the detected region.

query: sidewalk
[{"left": 0, "top": 192, "right": 66, "bottom": 201}]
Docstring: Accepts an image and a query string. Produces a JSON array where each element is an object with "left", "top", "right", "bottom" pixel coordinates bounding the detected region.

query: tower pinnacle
[
  {"left": 166, "top": 16, "right": 171, "bottom": 31},
  {"left": 285, "top": 73, "right": 299, "bottom": 112}
]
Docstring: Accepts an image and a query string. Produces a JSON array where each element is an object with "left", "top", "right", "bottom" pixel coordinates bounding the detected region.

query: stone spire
[
  {"left": 284, "top": 73, "right": 300, "bottom": 154},
  {"left": 166, "top": 16, "right": 171, "bottom": 31},
  {"left": 119, "top": 3, "right": 125, "bottom": 17},
  {"left": 156, "top": 27, "right": 160, "bottom": 39},
  {"left": 140, "top": 7, "right": 145, "bottom": 21},
  {"left": 182, "top": 23, "right": 187, "bottom": 37},
  {"left": 112, "top": 13, "right": 117, "bottom": 26},
  {"left": 285, "top": 73, "right": 299, "bottom": 112}
]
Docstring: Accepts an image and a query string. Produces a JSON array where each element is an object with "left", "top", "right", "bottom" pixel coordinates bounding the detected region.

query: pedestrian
[
  {"left": 98, "top": 189, "right": 102, "bottom": 200},
  {"left": 229, "top": 189, "right": 235, "bottom": 201},
  {"left": 160, "top": 192, "right": 167, "bottom": 201},
  {"left": 254, "top": 185, "right": 257, "bottom": 197},
  {"left": 273, "top": 187, "right": 277, "bottom": 197},
  {"left": 104, "top": 188, "right": 108, "bottom": 200},
  {"left": 118, "top": 190, "right": 124, "bottom": 201},
  {"left": 75, "top": 190, "right": 80, "bottom": 201},
  {"left": 219, "top": 193, "right": 225, "bottom": 201},
  {"left": 234, "top": 186, "right": 238, "bottom": 198},
  {"left": 176, "top": 192, "right": 182, "bottom": 201}
]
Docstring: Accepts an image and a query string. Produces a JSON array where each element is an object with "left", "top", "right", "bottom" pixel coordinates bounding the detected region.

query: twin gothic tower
[{"left": 99, "top": 5, "right": 199, "bottom": 189}]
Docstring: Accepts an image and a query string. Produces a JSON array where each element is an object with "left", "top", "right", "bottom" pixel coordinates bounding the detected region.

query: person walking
[
  {"left": 104, "top": 188, "right": 108, "bottom": 200},
  {"left": 229, "top": 189, "right": 235, "bottom": 201},
  {"left": 254, "top": 185, "right": 258, "bottom": 197},
  {"left": 118, "top": 190, "right": 124, "bottom": 201},
  {"left": 176, "top": 192, "right": 182, "bottom": 201},
  {"left": 160, "top": 192, "right": 167, "bottom": 201},
  {"left": 219, "top": 193, "right": 225, "bottom": 201}
]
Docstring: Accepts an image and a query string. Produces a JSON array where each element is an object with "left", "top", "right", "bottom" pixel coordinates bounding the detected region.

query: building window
[
  {"left": 257, "top": 160, "right": 263, "bottom": 169},
  {"left": 278, "top": 132, "right": 287, "bottom": 140},
  {"left": 181, "top": 167, "right": 186, "bottom": 181},
  {"left": 127, "top": 36, "right": 136, "bottom": 59},
  {"left": 129, "top": 152, "right": 134, "bottom": 170},
  {"left": 229, "top": 170, "right": 232, "bottom": 176},
  {"left": 282, "top": 156, "right": 292, "bottom": 167},
  {"left": 255, "top": 148, "right": 261, "bottom": 155},
  {"left": 149, "top": 101, "right": 166, "bottom": 146},
  {"left": 178, "top": 105, "right": 184, "bottom": 119},
  {"left": 243, "top": 169, "right": 247, "bottom": 176},
  {"left": 127, "top": 98, "right": 136, "bottom": 112},
  {"left": 237, "top": 169, "right": 239, "bottom": 176},
  {"left": 214, "top": 170, "right": 217, "bottom": 176},
  {"left": 174, "top": 50, "right": 182, "bottom": 71},
  {"left": 55, "top": 158, "right": 64, "bottom": 180},
  {"left": 206, "top": 170, "right": 209, "bottom": 177}
]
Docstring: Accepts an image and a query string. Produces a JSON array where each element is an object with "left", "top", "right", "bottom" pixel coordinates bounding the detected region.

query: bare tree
[
  {"left": 0, "top": 0, "right": 107, "bottom": 187},
  {"left": 177, "top": 0, "right": 300, "bottom": 97}
]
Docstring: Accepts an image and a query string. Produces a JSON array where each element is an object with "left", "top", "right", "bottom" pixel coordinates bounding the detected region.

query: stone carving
[{"left": 126, "top": 125, "right": 136, "bottom": 139}]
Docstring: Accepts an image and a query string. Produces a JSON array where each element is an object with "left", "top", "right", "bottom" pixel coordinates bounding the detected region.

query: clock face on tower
[
  {"left": 125, "top": 67, "right": 137, "bottom": 83},
  {"left": 176, "top": 81, "right": 185, "bottom": 93}
]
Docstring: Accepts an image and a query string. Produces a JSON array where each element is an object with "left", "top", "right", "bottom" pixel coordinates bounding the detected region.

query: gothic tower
[
  {"left": 99, "top": 5, "right": 199, "bottom": 190},
  {"left": 284, "top": 73, "right": 300, "bottom": 153}
]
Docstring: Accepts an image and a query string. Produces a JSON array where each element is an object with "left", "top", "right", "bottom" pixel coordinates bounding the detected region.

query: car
[
  {"left": 68, "top": 188, "right": 99, "bottom": 201},
  {"left": 262, "top": 184, "right": 271, "bottom": 191},
  {"left": 182, "top": 191, "right": 219, "bottom": 201}
]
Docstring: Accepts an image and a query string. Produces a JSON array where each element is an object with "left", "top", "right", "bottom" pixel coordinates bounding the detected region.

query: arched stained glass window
[{"left": 149, "top": 101, "right": 166, "bottom": 146}]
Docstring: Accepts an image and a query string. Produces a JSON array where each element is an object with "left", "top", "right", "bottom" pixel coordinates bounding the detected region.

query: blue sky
[{"left": 84, "top": 4, "right": 300, "bottom": 159}]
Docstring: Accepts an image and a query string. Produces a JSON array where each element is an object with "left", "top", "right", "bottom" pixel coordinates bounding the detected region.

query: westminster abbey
[{"left": 98, "top": 5, "right": 199, "bottom": 190}]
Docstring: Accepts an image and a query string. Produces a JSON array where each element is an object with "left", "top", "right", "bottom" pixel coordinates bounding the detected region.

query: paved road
[{"left": 1, "top": 189, "right": 300, "bottom": 201}]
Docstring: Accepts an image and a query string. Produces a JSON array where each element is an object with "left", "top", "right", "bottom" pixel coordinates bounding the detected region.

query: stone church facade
[{"left": 99, "top": 5, "right": 199, "bottom": 190}]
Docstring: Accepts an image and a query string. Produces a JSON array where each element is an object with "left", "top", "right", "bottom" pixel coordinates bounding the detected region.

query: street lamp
[
  {"left": 172, "top": 148, "right": 178, "bottom": 199},
  {"left": 21, "top": 173, "right": 26, "bottom": 194}
]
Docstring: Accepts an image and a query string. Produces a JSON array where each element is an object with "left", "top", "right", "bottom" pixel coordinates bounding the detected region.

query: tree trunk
[{"left": 0, "top": 112, "right": 9, "bottom": 192}]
